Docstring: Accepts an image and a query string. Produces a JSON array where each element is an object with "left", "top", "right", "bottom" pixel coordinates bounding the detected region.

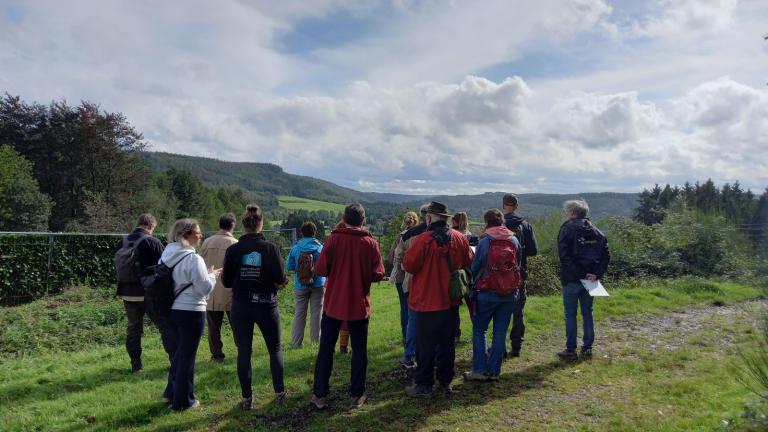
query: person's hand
[
  {"left": 210, "top": 266, "right": 223, "bottom": 278},
  {"left": 585, "top": 273, "right": 597, "bottom": 282}
]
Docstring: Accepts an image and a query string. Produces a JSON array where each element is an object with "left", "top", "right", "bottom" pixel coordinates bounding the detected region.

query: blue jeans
[
  {"left": 563, "top": 281, "right": 594, "bottom": 352},
  {"left": 471, "top": 291, "right": 516, "bottom": 375},
  {"left": 405, "top": 308, "right": 416, "bottom": 357},
  {"left": 395, "top": 283, "right": 408, "bottom": 342}
]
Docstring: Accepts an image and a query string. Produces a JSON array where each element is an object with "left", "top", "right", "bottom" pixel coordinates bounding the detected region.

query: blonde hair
[
  {"left": 452, "top": 212, "right": 469, "bottom": 232},
  {"left": 403, "top": 211, "right": 419, "bottom": 228},
  {"left": 168, "top": 218, "right": 200, "bottom": 247}
]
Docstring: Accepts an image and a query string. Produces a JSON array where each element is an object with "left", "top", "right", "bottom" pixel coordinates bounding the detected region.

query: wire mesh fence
[{"left": 0, "top": 229, "right": 298, "bottom": 306}]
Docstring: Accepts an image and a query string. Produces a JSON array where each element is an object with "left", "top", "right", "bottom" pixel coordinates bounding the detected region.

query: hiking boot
[
  {"left": 311, "top": 394, "right": 328, "bottom": 409},
  {"left": 405, "top": 384, "right": 433, "bottom": 398},
  {"left": 440, "top": 382, "right": 456, "bottom": 395},
  {"left": 241, "top": 397, "right": 253, "bottom": 411},
  {"left": 399, "top": 356, "right": 416, "bottom": 369},
  {"left": 580, "top": 348, "right": 593, "bottom": 359},
  {"left": 557, "top": 350, "right": 578, "bottom": 361},
  {"left": 462, "top": 371, "right": 489, "bottom": 381},
  {"left": 349, "top": 393, "right": 368, "bottom": 408},
  {"left": 485, "top": 373, "right": 500, "bottom": 382},
  {"left": 511, "top": 348, "right": 521, "bottom": 358}
]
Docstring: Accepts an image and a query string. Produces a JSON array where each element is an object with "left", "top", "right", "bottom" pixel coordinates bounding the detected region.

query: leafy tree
[{"left": 0, "top": 145, "right": 53, "bottom": 230}]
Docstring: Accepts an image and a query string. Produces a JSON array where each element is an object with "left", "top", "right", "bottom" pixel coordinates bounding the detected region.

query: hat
[
  {"left": 425, "top": 201, "right": 451, "bottom": 217},
  {"left": 503, "top": 193, "right": 519, "bottom": 207}
]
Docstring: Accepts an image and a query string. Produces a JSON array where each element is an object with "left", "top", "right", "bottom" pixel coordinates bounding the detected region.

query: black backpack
[
  {"left": 141, "top": 254, "right": 194, "bottom": 317},
  {"left": 114, "top": 234, "right": 150, "bottom": 284},
  {"left": 573, "top": 222, "right": 607, "bottom": 273}
]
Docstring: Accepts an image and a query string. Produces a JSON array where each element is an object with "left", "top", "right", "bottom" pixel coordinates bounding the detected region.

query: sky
[{"left": 1, "top": 0, "right": 767, "bottom": 195}]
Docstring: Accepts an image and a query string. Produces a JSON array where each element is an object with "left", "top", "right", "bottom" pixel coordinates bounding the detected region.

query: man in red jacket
[
  {"left": 310, "top": 203, "right": 385, "bottom": 409},
  {"left": 403, "top": 201, "right": 474, "bottom": 397}
]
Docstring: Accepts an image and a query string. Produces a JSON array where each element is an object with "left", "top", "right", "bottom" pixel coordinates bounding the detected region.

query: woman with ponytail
[{"left": 222, "top": 204, "right": 288, "bottom": 410}]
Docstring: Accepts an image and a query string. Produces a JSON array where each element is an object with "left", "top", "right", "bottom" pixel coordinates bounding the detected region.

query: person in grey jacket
[{"left": 161, "top": 218, "right": 221, "bottom": 411}]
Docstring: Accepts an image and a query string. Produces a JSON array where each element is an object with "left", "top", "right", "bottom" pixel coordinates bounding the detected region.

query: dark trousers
[
  {"left": 415, "top": 307, "right": 458, "bottom": 387},
  {"left": 231, "top": 301, "right": 284, "bottom": 397},
  {"left": 206, "top": 310, "right": 234, "bottom": 359},
  {"left": 395, "top": 283, "right": 408, "bottom": 342},
  {"left": 509, "top": 284, "right": 527, "bottom": 351},
  {"left": 313, "top": 314, "right": 369, "bottom": 398},
  {"left": 165, "top": 309, "right": 205, "bottom": 410},
  {"left": 123, "top": 300, "right": 177, "bottom": 368}
]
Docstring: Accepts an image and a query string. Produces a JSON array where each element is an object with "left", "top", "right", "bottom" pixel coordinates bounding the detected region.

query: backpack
[
  {"left": 114, "top": 234, "right": 150, "bottom": 284},
  {"left": 506, "top": 220, "right": 526, "bottom": 251},
  {"left": 573, "top": 222, "right": 607, "bottom": 273},
  {"left": 141, "top": 254, "right": 193, "bottom": 317},
  {"left": 297, "top": 251, "right": 315, "bottom": 286},
  {"left": 476, "top": 238, "right": 523, "bottom": 296}
]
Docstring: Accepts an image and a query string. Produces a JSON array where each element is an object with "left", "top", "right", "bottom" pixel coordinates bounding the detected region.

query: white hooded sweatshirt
[{"left": 160, "top": 242, "right": 216, "bottom": 312}]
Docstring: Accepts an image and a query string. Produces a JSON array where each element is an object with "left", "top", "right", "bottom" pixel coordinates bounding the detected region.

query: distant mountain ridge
[{"left": 142, "top": 152, "right": 638, "bottom": 219}]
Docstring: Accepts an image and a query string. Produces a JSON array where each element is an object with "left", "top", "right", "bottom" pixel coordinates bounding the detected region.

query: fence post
[
  {"left": 46, "top": 233, "right": 54, "bottom": 297},
  {"left": 291, "top": 228, "right": 297, "bottom": 244}
]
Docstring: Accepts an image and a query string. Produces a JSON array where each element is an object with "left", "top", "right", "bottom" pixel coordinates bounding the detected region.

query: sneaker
[
  {"left": 241, "top": 397, "right": 253, "bottom": 411},
  {"left": 162, "top": 396, "right": 173, "bottom": 404},
  {"left": 131, "top": 363, "right": 143, "bottom": 374},
  {"left": 275, "top": 391, "right": 287, "bottom": 403},
  {"left": 340, "top": 346, "right": 349, "bottom": 354},
  {"left": 580, "top": 348, "right": 593, "bottom": 359},
  {"left": 399, "top": 356, "right": 416, "bottom": 369},
  {"left": 189, "top": 400, "right": 201, "bottom": 410},
  {"left": 405, "top": 384, "right": 433, "bottom": 398},
  {"left": 462, "top": 371, "right": 489, "bottom": 381},
  {"left": 440, "top": 382, "right": 456, "bottom": 395},
  {"left": 485, "top": 373, "right": 500, "bottom": 381},
  {"left": 557, "top": 350, "right": 578, "bottom": 361},
  {"left": 311, "top": 394, "right": 328, "bottom": 409},
  {"left": 349, "top": 393, "right": 367, "bottom": 408}
]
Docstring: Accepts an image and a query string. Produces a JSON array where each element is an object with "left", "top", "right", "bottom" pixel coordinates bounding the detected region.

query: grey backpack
[{"left": 114, "top": 234, "right": 150, "bottom": 284}]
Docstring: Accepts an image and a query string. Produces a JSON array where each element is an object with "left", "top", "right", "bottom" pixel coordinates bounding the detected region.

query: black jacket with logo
[
  {"left": 222, "top": 233, "right": 287, "bottom": 304},
  {"left": 557, "top": 218, "right": 610, "bottom": 285}
]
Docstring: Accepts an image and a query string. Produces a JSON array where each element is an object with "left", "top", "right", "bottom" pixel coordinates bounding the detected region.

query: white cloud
[{"left": 631, "top": 0, "right": 739, "bottom": 39}]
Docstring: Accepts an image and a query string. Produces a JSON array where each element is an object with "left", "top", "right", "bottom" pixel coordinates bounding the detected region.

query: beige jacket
[
  {"left": 394, "top": 233, "right": 418, "bottom": 293},
  {"left": 201, "top": 230, "right": 238, "bottom": 311}
]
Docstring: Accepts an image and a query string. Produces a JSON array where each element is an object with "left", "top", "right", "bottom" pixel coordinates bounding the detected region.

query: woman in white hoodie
[{"left": 161, "top": 218, "right": 221, "bottom": 411}]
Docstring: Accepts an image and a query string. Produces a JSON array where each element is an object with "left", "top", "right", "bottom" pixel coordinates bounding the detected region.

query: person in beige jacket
[{"left": 201, "top": 213, "right": 239, "bottom": 362}]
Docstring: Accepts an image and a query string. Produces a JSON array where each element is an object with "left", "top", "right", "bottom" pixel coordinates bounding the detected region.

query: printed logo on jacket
[{"left": 240, "top": 252, "right": 262, "bottom": 280}]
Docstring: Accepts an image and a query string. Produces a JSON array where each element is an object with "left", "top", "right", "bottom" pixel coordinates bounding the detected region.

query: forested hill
[{"left": 142, "top": 152, "right": 418, "bottom": 204}]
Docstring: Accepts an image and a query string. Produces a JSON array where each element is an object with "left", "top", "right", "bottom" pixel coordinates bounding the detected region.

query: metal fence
[{"left": 0, "top": 229, "right": 298, "bottom": 306}]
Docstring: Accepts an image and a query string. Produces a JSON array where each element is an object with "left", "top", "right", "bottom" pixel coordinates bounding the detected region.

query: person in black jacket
[
  {"left": 502, "top": 193, "right": 538, "bottom": 358},
  {"left": 222, "top": 204, "right": 288, "bottom": 410},
  {"left": 556, "top": 199, "right": 610, "bottom": 360},
  {"left": 114, "top": 213, "right": 175, "bottom": 373}
]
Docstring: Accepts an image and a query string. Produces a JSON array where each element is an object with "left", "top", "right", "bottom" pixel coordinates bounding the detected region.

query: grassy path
[{"left": 0, "top": 279, "right": 764, "bottom": 431}]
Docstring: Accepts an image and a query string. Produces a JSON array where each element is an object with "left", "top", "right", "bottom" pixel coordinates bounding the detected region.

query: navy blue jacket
[
  {"left": 503, "top": 213, "right": 538, "bottom": 280},
  {"left": 557, "top": 218, "right": 610, "bottom": 285}
]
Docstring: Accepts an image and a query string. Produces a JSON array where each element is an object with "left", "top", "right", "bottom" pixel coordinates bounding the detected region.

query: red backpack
[
  {"left": 475, "top": 238, "right": 523, "bottom": 296},
  {"left": 297, "top": 252, "right": 315, "bottom": 286}
]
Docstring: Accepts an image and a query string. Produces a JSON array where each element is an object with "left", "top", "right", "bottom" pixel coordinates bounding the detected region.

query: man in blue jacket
[
  {"left": 556, "top": 199, "right": 610, "bottom": 360},
  {"left": 286, "top": 221, "right": 326, "bottom": 348},
  {"left": 502, "top": 193, "right": 538, "bottom": 358}
]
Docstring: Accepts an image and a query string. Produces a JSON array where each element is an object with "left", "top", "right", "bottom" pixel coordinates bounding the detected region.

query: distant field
[{"left": 277, "top": 195, "right": 346, "bottom": 213}]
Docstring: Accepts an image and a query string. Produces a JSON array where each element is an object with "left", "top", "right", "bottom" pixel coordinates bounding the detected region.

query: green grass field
[
  {"left": 0, "top": 279, "right": 765, "bottom": 431},
  {"left": 277, "top": 196, "right": 346, "bottom": 213}
]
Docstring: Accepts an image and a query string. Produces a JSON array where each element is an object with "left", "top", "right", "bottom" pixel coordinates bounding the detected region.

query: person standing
[
  {"left": 403, "top": 202, "right": 473, "bottom": 398},
  {"left": 201, "top": 213, "right": 239, "bottom": 362},
  {"left": 502, "top": 193, "right": 538, "bottom": 358},
  {"left": 223, "top": 204, "right": 288, "bottom": 410},
  {"left": 113, "top": 213, "right": 174, "bottom": 373},
  {"left": 387, "top": 211, "right": 419, "bottom": 365},
  {"left": 556, "top": 199, "right": 610, "bottom": 360},
  {"left": 162, "top": 219, "right": 220, "bottom": 411},
  {"left": 286, "top": 221, "right": 326, "bottom": 348},
  {"left": 310, "top": 204, "right": 385, "bottom": 409}
]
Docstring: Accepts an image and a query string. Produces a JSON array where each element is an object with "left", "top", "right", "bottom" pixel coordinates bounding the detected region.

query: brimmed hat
[{"left": 426, "top": 201, "right": 451, "bottom": 217}]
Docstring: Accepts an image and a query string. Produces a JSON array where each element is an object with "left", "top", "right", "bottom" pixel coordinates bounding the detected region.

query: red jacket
[
  {"left": 314, "top": 227, "right": 385, "bottom": 321},
  {"left": 403, "top": 226, "right": 474, "bottom": 312}
]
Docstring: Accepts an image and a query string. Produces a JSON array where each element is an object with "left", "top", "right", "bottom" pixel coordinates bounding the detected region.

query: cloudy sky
[{"left": 1, "top": 0, "right": 767, "bottom": 195}]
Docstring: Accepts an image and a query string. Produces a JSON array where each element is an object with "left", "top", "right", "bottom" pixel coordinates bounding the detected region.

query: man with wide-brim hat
[{"left": 402, "top": 201, "right": 474, "bottom": 398}]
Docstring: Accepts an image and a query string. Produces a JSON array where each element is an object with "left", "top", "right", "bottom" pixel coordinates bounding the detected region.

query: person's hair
[
  {"left": 343, "top": 203, "right": 365, "bottom": 227},
  {"left": 484, "top": 209, "right": 504, "bottom": 228},
  {"left": 335, "top": 220, "right": 346, "bottom": 230},
  {"left": 168, "top": 218, "right": 200, "bottom": 247},
  {"left": 503, "top": 193, "right": 519, "bottom": 208},
  {"left": 452, "top": 212, "right": 469, "bottom": 231},
  {"left": 219, "top": 213, "right": 236, "bottom": 230},
  {"left": 242, "top": 204, "right": 264, "bottom": 232},
  {"left": 563, "top": 199, "right": 589, "bottom": 218},
  {"left": 300, "top": 221, "right": 317, "bottom": 238},
  {"left": 403, "top": 211, "right": 419, "bottom": 228},
  {"left": 137, "top": 213, "right": 156, "bottom": 228},
  {"left": 419, "top": 203, "right": 430, "bottom": 215}
]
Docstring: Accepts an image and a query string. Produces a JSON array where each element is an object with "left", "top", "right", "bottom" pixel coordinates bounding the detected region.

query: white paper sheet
[{"left": 580, "top": 279, "right": 609, "bottom": 297}]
